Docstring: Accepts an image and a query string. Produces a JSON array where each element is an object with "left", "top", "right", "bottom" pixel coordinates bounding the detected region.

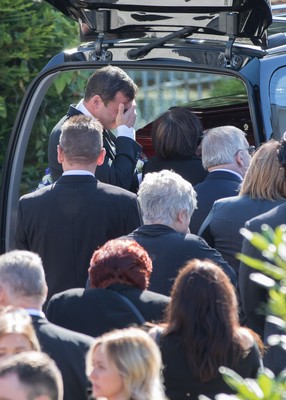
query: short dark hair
[
  {"left": 89, "top": 239, "right": 152, "bottom": 290},
  {"left": 151, "top": 107, "right": 203, "bottom": 159},
  {"left": 84, "top": 66, "right": 138, "bottom": 104},
  {"left": 0, "top": 351, "right": 63, "bottom": 400},
  {"left": 59, "top": 115, "right": 103, "bottom": 164}
]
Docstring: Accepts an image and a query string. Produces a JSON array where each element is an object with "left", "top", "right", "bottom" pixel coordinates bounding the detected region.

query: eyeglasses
[{"left": 235, "top": 145, "right": 256, "bottom": 156}]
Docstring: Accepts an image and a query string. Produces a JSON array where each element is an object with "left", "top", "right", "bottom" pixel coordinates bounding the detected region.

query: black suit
[
  {"left": 263, "top": 320, "right": 286, "bottom": 375},
  {"left": 122, "top": 224, "right": 237, "bottom": 295},
  {"left": 31, "top": 315, "right": 93, "bottom": 400},
  {"left": 46, "top": 284, "right": 170, "bottom": 337},
  {"left": 48, "top": 105, "right": 142, "bottom": 191},
  {"left": 15, "top": 175, "right": 142, "bottom": 301},
  {"left": 239, "top": 203, "right": 286, "bottom": 338},
  {"left": 190, "top": 170, "right": 242, "bottom": 234}
]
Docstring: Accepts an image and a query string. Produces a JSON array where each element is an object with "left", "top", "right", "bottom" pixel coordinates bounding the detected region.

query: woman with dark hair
[
  {"left": 46, "top": 239, "right": 170, "bottom": 338},
  {"left": 143, "top": 107, "right": 208, "bottom": 185},
  {"left": 155, "top": 259, "right": 262, "bottom": 400}
]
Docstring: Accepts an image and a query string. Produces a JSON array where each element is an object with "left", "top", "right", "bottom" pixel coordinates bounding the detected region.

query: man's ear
[
  {"left": 43, "top": 283, "right": 48, "bottom": 305},
  {"left": 235, "top": 150, "right": 244, "bottom": 167},
  {"left": 97, "top": 148, "right": 106, "bottom": 166},
  {"left": 176, "top": 210, "right": 185, "bottom": 224},
  {"left": 0, "top": 285, "right": 10, "bottom": 306},
  {"left": 91, "top": 95, "right": 103, "bottom": 110},
  {"left": 57, "top": 145, "right": 64, "bottom": 164}
]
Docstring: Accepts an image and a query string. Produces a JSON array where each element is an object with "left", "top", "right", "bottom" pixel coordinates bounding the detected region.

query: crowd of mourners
[{"left": 1, "top": 65, "right": 286, "bottom": 400}]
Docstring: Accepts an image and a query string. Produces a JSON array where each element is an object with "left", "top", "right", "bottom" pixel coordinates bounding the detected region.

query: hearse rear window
[{"left": 22, "top": 68, "right": 250, "bottom": 193}]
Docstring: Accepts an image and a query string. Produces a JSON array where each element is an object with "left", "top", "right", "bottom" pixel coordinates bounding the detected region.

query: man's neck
[
  {"left": 62, "top": 164, "right": 97, "bottom": 174},
  {"left": 11, "top": 299, "right": 43, "bottom": 312}
]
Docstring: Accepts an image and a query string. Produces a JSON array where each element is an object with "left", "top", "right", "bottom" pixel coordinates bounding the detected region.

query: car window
[{"left": 270, "top": 66, "right": 286, "bottom": 140}]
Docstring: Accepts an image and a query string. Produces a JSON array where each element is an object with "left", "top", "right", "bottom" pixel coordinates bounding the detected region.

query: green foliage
[
  {"left": 0, "top": 0, "right": 79, "bottom": 184},
  {"left": 215, "top": 366, "right": 286, "bottom": 400},
  {"left": 210, "top": 77, "right": 246, "bottom": 98},
  {"left": 210, "top": 224, "right": 286, "bottom": 400},
  {"left": 21, "top": 69, "right": 89, "bottom": 193},
  {"left": 238, "top": 225, "right": 286, "bottom": 290}
]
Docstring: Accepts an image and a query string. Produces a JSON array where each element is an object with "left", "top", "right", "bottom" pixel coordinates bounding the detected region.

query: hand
[{"left": 115, "top": 100, "right": 137, "bottom": 128}]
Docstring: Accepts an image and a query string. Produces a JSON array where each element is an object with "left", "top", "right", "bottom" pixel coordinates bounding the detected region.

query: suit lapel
[{"left": 103, "top": 130, "right": 116, "bottom": 161}]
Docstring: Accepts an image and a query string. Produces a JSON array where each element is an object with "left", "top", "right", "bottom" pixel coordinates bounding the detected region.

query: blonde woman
[
  {"left": 86, "top": 327, "right": 166, "bottom": 400},
  {"left": 0, "top": 306, "right": 40, "bottom": 359}
]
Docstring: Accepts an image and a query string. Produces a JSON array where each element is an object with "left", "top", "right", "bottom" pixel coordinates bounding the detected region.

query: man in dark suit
[
  {"left": 239, "top": 204, "right": 286, "bottom": 373},
  {"left": 122, "top": 170, "right": 237, "bottom": 296},
  {"left": 48, "top": 65, "right": 142, "bottom": 192},
  {"left": 190, "top": 125, "right": 252, "bottom": 234},
  {"left": 0, "top": 250, "right": 94, "bottom": 400},
  {"left": 239, "top": 203, "right": 286, "bottom": 337},
  {"left": 15, "top": 115, "right": 142, "bottom": 301}
]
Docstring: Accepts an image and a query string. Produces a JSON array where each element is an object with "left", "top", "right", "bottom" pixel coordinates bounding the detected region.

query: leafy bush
[
  {"left": 0, "top": 0, "right": 79, "bottom": 185},
  {"left": 203, "top": 224, "right": 286, "bottom": 400}
]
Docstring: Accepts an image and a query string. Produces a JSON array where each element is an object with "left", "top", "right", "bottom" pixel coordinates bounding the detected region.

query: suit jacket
[
  {"left": 46, "top": 284, "right": 170, "bottom": 337},
  {"left": 263, "top": 320, "right": 286, "bottom": 375},
  {"left": 14, "top": 175, "right": 142, "bottom": 301},
  {"left": 190, "top": 170, "right": 242, "bottom": 234},
  {"left": 48, "top": 105, "right": 142, "bottom": 191},
  {"left": 31, "top": 315, "right": 93, "bottom": 400},
  {"left": 122, "top": 224, "right": 237, "bottom": 296},
  {"left": 198, "top": 195, "right": 286, "bottom": 274},
  {"left": 143, "top": 156, "right": 208, "bottom": 186},
  {"left": 239, "top": 203, "right": 286, "bottom": 338}
]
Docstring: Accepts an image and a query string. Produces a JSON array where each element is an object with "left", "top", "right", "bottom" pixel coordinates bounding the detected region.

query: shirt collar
[
  {"left": 26, "top": 309, "right": 45, "bottom": 318},
  {"left": 62, "top": 170, "right": 94, "bottom": 176},
  {"left": 75, "top": 99, "right": 95, "bottom": 119}
]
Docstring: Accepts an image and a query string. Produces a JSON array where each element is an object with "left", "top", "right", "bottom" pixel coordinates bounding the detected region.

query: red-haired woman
[{"left": 47, "top": 239, "right": 169, "bottom": 337}]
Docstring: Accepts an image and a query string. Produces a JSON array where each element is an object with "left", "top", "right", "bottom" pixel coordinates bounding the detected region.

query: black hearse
[{"left": 2, "top": 0, "right": 286, "bottom": 253}]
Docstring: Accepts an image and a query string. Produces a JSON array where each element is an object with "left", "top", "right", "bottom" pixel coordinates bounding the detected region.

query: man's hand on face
[{"left": 115, "top": 100, "right": 137, "bottom": 128}]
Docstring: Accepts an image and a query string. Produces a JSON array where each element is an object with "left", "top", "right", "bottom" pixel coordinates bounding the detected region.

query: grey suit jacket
[
  {"left": 239, "top": 203, "right": 286, "bottom": 337},
  {"left": 199, "top": 195, "right": 286, "bottom": 274}
]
